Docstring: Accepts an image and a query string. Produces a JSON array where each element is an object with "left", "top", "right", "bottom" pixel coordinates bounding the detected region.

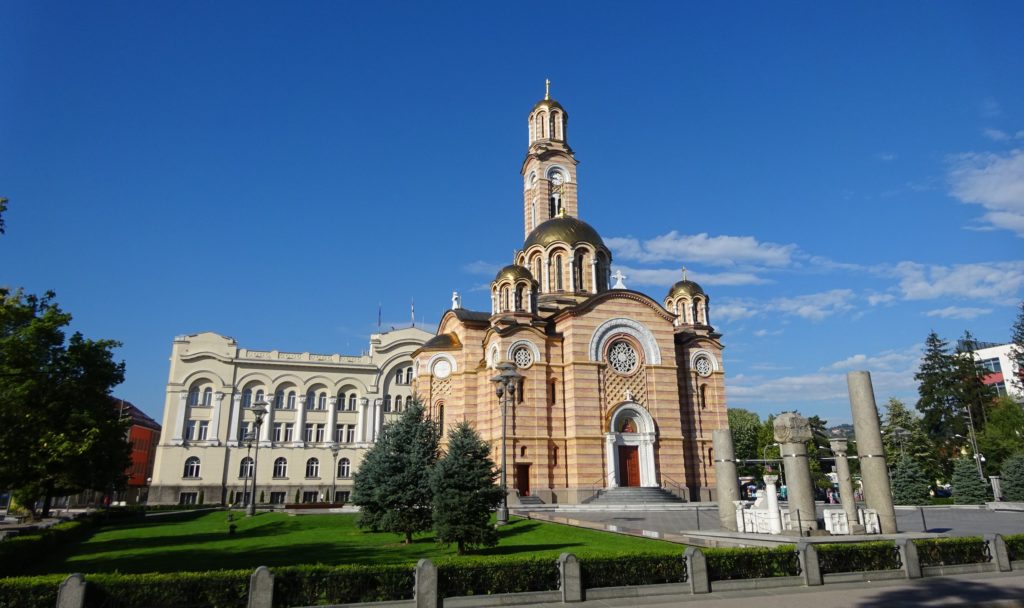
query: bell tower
[{"left": 522, "top": 80, "right": 580, "bottom": 238}]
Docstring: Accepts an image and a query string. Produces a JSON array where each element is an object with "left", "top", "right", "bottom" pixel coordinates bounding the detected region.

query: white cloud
[
  {"left": 867, "top": 293, "right": 896, "bottom": 306},
  {"left": 462, "top": 260, "right": 502, "bottom": 275},
  {"left": 753, "top": 329, "right": 783, "bottom": 337},
  {"left": 948, "top": 149, "right": 1024, "bottom": 236},
  {"left": 876, "top": 152, "right": 897, "bottom": 162},
  {"left": 772, "top": 289, "right": 856, "bottom": 321},
  {"left": 924, "top": 306, "right": 993, "bottom": 320},
  {"left": 607, "top": 231, "right": 797, "bottom": 267},
  {"left": 613, "top": 265, "right": 770, "bottom": 288},
  {"left": 825, "top": 345, "right": 921, "bottom": 372},
  {"left": 714, "top": 302, "right": 758, "bottom": 322},
  {"left": 983, "top": 128, "right": 1010, "bottom": 142},
  {"left": 892, "top": 261, "right": 1024, "bottom": 302}
]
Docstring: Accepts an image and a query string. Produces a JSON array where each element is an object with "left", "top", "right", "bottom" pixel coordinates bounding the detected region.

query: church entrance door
[
  {"left": 514, "top": 464, "right": 531, "bottom": 496},
  {"left": 618, "top": 446, "right": 641, "bottom": 487}
]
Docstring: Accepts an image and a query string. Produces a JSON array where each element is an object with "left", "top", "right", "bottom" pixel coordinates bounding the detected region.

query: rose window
[
  {"left": 695, "top": 355, "right": 713, "bottom": 377},
  {"left": 512, "top": 346, "right": 533, "bottom": 369},
  {"left": 607, "top": 340, "right": 638, "bottom": 374}
]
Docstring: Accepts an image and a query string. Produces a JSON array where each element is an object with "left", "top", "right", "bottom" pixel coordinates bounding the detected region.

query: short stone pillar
[
  {"left": 415, "top": 559, "right": 438, "bottom": 608},
  {"left": 829, "top": 438, "right": 861, "bottom": 529},
  {"left": 57, "top": 573, "right": 86, "bottom": 608},
  {"left": 797, "top": 541, "right": 822, "bottom": 586},
  {"left": 247, "top": 566, "right": 274, "bottom": 608},
  {"left": 985, "top": 534, "right": 1011, "bottom": 572},
  {"left": 763, "top": 475, "right": 783, "bottom": 534},
  {"left": 558, "top": 553, "right": 583, "bottom": 602},
  {"left": 990, "top": 476, "right": 1003, "bottom": 501},
  {"left": 684, "top": 547, "right": 710, "bottom": 594},
  {"left": 774, "top": 413, "right": 817, "bottom": 532},
  {"left": 847, "top": 371, "right": 897, "bottom": 534},
  {"left": 712, "top": 429, "right": 740, "bottom": 531},
  {"left": 897, "top": 539, "right": 921, "bottom": 579}
]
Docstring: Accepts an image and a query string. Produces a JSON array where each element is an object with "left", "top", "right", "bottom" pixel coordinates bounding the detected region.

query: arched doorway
[{"left": 604, "top": 403, "right": 657, "bottom": 488}]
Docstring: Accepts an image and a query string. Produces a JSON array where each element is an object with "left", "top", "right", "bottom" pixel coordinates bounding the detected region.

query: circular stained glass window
[
  {"left": 432, "top": 360, "right": 451, "bottom": 379},
  {"left": 512, "top": 346, "right": 533, "bottom": 369},
  {"left": 608, "top": 340, "right": 638, "bottom": 374},
  {"left": 695, "top": 355, "right": 713, "bottom": 377}
]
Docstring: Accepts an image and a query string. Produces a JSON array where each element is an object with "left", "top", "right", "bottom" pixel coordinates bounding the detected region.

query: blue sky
[{"left": 2, "top": 2, "right": 1022, "bottom": 425}]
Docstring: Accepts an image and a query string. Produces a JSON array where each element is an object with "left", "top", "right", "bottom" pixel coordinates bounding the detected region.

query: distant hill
[{"left": 828, "top": 423, "right": 855, "bottom": 439}]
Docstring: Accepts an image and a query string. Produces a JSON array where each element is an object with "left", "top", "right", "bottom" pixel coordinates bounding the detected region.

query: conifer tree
[
  {"left": 1010, "top": 300, "right": 1024, "bottom": 395},
  {"left": 351, "top": 401, "right": 439, "bottom": 543},
  {"left": 951, "top": 457, "right": 989, "bottom": 505},
  {"left": 1000, "top": 454, "right": 1024, "bottom": 502},
  {"left": 430, "top": 421, "right": 504, "bottom": 554},
  {"left": 882, "top": 398, "right": 938, "bottom": 482},
  {"left": 891, "top": 455, "right": 931, "bottom": 505},
  {"left": 953, "top": 331, "right": 996, "bottom": 431}
]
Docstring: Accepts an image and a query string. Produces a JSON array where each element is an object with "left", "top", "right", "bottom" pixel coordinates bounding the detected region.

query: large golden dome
[
  {"left": 523, "top": 216, "right": 606, "bottom": 250},
  {"left": 494, "top": 264, "right": 534, "bottom": 284},
  {"left": 667, "top": 278, "right": 705, "bottom": 299}
]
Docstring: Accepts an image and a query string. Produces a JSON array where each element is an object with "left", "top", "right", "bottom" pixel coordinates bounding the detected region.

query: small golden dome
[
  {"left": 667, "top": 278, "right": 705, "bottom": 300},
  {"left": 494, "top": 264, "right": 534, "bottom": 284},
  {"left": 523, "top": 216, "right": 606, "bottom": 250}
]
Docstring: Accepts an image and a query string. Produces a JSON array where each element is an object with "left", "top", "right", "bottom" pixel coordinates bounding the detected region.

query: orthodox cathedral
[{"left": 412, "top": 83, "right": 729, "bottom": 503}]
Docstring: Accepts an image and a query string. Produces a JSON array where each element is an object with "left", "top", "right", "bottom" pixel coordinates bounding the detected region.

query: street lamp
[
  {"left": 891, "top": 427, "right": 910, "bottom": 461},
  {"left": 490, "top": 361, "right": 522, "bottom": 526},
  {"left": 244, "top": 433, "right": 255, "bottom": 507},
  {"left": 330, "top": 443, "right": 340, "bottom": 505},
  {"left": 248, "top": 401, "right": 269, "bottom": 516}
]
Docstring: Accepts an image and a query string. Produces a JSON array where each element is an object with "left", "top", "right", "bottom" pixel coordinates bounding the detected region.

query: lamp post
[
  {"left": 330, "top": 443, "right": 340, "bottom": 504},
  {"left": 490, "top": 361, "right": 522, "bottom": 526},
  {"left": 891, "top": 427, "right": 910, "bottom": 461},
  {"left": 244, "top": 433, "right": 255, "bottom": 507},
  {"left": 248, "top": 401, "right": 269, "bottom": 516}
]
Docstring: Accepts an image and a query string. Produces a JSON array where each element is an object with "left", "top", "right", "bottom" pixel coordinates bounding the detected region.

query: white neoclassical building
[{"left": 149, "top": 327, "right": 432, "bottom": 505}]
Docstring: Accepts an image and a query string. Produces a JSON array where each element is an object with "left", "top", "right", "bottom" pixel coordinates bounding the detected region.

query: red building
[{"left": 115, "top": 399, "right": 162, "bottom": 504}]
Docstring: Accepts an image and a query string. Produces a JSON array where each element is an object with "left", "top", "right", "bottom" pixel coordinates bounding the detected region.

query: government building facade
[{"left": 411, "top": 86, "right": 729, "bottom": 503}]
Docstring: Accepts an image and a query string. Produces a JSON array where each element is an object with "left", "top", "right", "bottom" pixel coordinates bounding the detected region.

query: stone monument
[
  {"left": 829, "top": 437, "right": 864, "bottom": 534},
  {"left": 712, "top": 429, "right": 740, "bottom": 531},
  {"left": 847, "top": 371, "right": 897, "bottom": 534},
  {"left": 773, "top": 412, "right": 818, "bottom": 532}
]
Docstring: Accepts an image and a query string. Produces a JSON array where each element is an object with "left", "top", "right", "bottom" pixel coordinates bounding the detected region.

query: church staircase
[{"left": 583, "top": 487, "right": 685, "bottom": 505}]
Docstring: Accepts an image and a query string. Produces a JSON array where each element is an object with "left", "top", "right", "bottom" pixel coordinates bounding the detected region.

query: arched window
[
  {"left": 241, "top": 389, "right": 252, "bottom": 408},
  {"left": 338, "top": 457, "right": 351, "bottom": 478},
  {"left": 337, "top": 393, "right": 346, "bottom": 410},
  {"left": 305, "top": 458, "right": 320, "bottom": 478},
  {"left": 699, "top": 384, "right": 708, "bottom": 410},
  {"left": 514, "top": 284, "right": 525, "bottom": 310},
  {"left": 274, "top": 390, "right": 284, "bottom": 409},
  {"left": 554, "top": 255, "right": 564, "bottom": 291},
  {"left": 183, "top": 456, "right": 201, "bottom": 478},
  {"left": 254, "top": 389, "right": 264, "bottom": 404},
  {"left": 395, "top": 395, "right": 403, "bottom": 411},
  {"left": 384, "top": 395, "right": 392, "bottom": 413},
  {"left": 273, "top": 457, "right": 288, "bottom": 478},
  {"left": 348, "top": 394, "right": 357, "bottom": 410},
  {"left": 287, "top": 391, "right": 296, "bottom": 409},
  {"left": 500, "top": 286, "right": 509, "bottom": 312},
  {"left": 438, "top": 404, "right": 445, "bottom": 436},
  {"left": 202, "top": 387, "right": 213, "bottom": 406},
  {"left": 318, "top": 392, "right": 327, "bottom": 410},
  {"left": 405, "top": 368, "right": 414, "bottom": 384},
  {"left": 239, "top": 456, "right": 254, "bottom": 479},
  {"left": 186, "top": 387, "right": 199, "bottom": 406},
  {"left": 305, "top": 391, "right": 315, "bottom": 410}
]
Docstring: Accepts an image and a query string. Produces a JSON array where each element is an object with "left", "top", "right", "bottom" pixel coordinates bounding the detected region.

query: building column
[
  {"left": 847, "top": 371, "right": 898, "bottom": 534},
  {"left": 328, "top": 397, "right": 338, "bottom": 443},
  {"left": 209, "top": 392, "right": 224, "bottom": 445},
  {"left": 371, "top": 398, "right": 382, "bottom": 442},
  {"left": 712, "top": 429, "right": 740, "bottom": 531},
  {"left": 261, "top": 398, "right": 274, "bottom": 445},
  {"left": 357, "top": 398, "right": 369, "bottom": 442},
  {"left": 227, "top": 393, "right": 242, "bottom": 445},
  {"left": 294, "top": 395, "right": 307, "bottom": 446},
  {"left": 604, "top": 435, "right": 618, "bottom": 488},
  {"left": 542, "top": 256, "right": 550, "bottom": 292},
  {"left": 640, "top": 434, "right": 657, "bottom": 487},
  {"left": 830, "top": 438, "right": 860, "bottom": 530},
  {"left": 774, "top": 413, "right": 817, "bottom": 532},
  {"left": 172, "top": 392, "right": 188, "bottom": 445},
  {"left": 763, "top": 475, "right": 783, "bottom": 534},
  {"left": 568, "top": 248, "right": 577, "bottom": 292}
]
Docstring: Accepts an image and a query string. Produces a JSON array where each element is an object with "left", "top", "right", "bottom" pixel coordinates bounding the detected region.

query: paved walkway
[{"left": 512, "top": 571, "right": 1024, "bottom": 607}]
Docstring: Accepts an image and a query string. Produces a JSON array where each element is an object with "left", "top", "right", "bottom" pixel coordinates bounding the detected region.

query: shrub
[
  {"left": 951, "top": 458, "right": 990, "bottom": 505},
  {"left": 273, "top": 564, "right": 415, "bottom": 605},
  {"left": 438, "top": 556, "right": 559, "bottom": 596},
  {"left": 0, "top": 574, "right": 66, "bottom": 608},
  {"left": 704, "top": 546, "right": 800, "bottom": 580},
  {"left": 891, "top": 456, "right": 931, "bottom": 505},
  {"left": 579, "top": 554, "right": 686, "bottom": 589},
  {"left": 913, "top": 537, "right": 991, "bottom": 566},
  {"left": 1003, "top": 533, "right": 1024, "bottom": 562},
  {"left": 0, "top": 518, "right": 96, "bottom": 576},
  {"left": 83, "top": 570, "right": 250, "bottom": 608},
  {"left": 1000, "top": 455, "right": 1024, "bottom": 501},
  {"left": 816, "top": 541, "right": 900, "bottom": 574}
]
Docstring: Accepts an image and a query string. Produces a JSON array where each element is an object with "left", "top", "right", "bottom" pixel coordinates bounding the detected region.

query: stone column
[
  {"left": 261, "top": 399, "right": 274, "bottom": 444},
  {"left": 847, "top": 371, "right": 897, "bottom": 534},
  {"left": 294, "top": 395, "right": 307, "bottom": 446},
  {"left": 990, "top": 476, "right": 1003, "bottom": 501},
  {"left": 172, "top": 392, "right": 188, "bottom": 445},
  {"left": 712, "top": 429, "right": 740, "bottom": 531},
  {"left": 328, "top": 397, "right": 338, "bottom": 443},
  {"left": 228, "top": 394, "right": 242, "bottom": 444},
  {"left": 209, "top": 392, "right": 224, "bottom": 444},
  {"left": 605, "top": 434, "right": 618, "bottom": 488},
  {"left": 763, "top": 474, "right": 782, "bottom": 534},
  {"left": 357, "top": 398, "right": 369, "bottom": 442},
  {"left": 371, "top": 398, "right": 383, "bottom": 442},
  {"left": 774, "top": 412, "right": 817, "bottom": 532},
  {"left": 829, "top": 438, "right": 860, "bottom": 529}
]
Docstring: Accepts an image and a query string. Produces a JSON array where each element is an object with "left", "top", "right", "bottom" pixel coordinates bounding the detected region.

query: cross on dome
[{"left": 545, "top": 78, "right": 551, "bottom": 100}]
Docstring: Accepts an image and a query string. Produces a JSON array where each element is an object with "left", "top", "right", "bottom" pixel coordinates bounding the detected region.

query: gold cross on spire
[
  {"left": 545, "top": 78, "right": 551, "bottom": 100},
  {"left": 681, "top": 266, "right": 687, "bottom": 281}
]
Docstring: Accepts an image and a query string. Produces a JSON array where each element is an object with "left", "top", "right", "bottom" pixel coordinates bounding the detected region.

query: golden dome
[
  {"left": 494, "top": 264, "right": 534, "bottom": 284},
  {"left": 532, "top": 97, "right": 565, "bottom": 113},
  {"left": 667, "top": 279, "right": 705, "bottom": 300},
  {"left": 523, "top": 216, "right": 606, "bottom": 250}
]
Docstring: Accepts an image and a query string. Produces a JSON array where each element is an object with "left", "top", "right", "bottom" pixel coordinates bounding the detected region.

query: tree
[
  {"left": 891, "top": 455, "right": 932, "bottom": 505},
  {"left": 429, "top": 421, "right": 504, "bottom": 554},
  {"left": 952, "top": 331, "right": 996, "bottom": 429},
  {"left": 915, "top": 332, "right": 962, "bottom": 447},
  {"left": 1010, "top": 301, "right": 1024, "bottom": 395},
  {"left": 881, "top": 398, "right": 938, "bottom": 482},
  {"left": 951, "top": 458, "right": 989, "bottom": 505},
  {"left": 805, "top": 415, "right": 833, "bottom": 491},
  {"left": 0, "top": 197, "right": 7, "bottom": 234},
  {"left": 977, "top": 397, "right": 1024, "bottom": 474},
  {"left": 1000, "top": 455, "right": 1024, "bottom": 502},
  {"left": 352, "top": 401, "right": 439, "bottom": 543},
  {"left": 727, "top": 408, "right": 762, "bottom": 476},
  {"left": 0, "top": 289, "right": 129, "bottom": 517}
]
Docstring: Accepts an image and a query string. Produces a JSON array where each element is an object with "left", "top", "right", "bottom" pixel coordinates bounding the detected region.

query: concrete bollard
[
  {"left": 797, "top": 541, "right": 822, "bottom": 586},
  {"left": 985, "top": 534, "right": 1011, "bottom": 572},
  {"left": 684, "top": 547, "right": 710, "bottom": 594},
  {"left": 56, "top": 573, "right": 86, "bottom": 608},
  {"left": 415, "top": 558, "right": 438, "bottom": 608},
  {"left": 247, "top": 566, "right": 274, "bottom": 608},
  {"left": 558, "top": 553, "right": 583, "bottom": 602},
  {"left": 897, "top": 539, "right": 921, "bottom": 579}
]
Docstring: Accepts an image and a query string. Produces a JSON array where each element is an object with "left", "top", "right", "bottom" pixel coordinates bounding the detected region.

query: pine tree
[
  {"left": 1000, "top": 454, "right": 1024, "bottom": 502},
  {"left": 430, "top": 421, "right": 504, "bottom": 554},
  {"left": 891, "top": 455, "right": 931, "bottom": 505},
  {"left": 953, "top": 331, "right": 996, "bottom": 433},
  {"left": 1010, "top": 300, "right": 1024, "bottom": 395},
  {"left": 882, "top": 398, "right": 938, "bottom": 483},
  {"left": 951, "top": 457, "right": 989, "bottom": 505},
  {"left": 352, "top": 401, "right": 439, "bottom": 543},
  {"left": 915, "top": 331, "right": 967, "bottom": 478}
]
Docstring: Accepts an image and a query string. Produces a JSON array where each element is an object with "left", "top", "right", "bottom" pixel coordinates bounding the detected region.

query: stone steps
[{"left": 584, "top": 486, "right": 685, "bottom": 505}]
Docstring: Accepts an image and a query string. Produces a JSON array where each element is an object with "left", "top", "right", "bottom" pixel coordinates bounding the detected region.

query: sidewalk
[{"left": 512, "top": 571, "right": 1024, "bottom": 607}]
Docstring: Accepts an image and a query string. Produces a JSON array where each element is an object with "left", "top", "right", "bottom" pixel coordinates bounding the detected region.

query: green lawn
[{"left": 32, "top": 511, "right": 684, "bottom": 575}]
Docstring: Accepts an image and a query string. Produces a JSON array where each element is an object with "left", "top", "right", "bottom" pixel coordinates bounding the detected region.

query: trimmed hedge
[
  {"left": 84, "top": 571, "right": 250, "bottom": 608},
  {"left": 913, "top": 537, "right": 991, "bottom": 567},
  {"left": 0, "top": 574, "right": 65, "bottom": 608},
  {"left": 0, "top": 518, "right": 96, "bottom": 576},
  {"left": 437, "top": 557, "right": 559, "bottom": 597},
  {"left": 704, "top": 546, "right": 800, "bottom": 580},
  {"left": 579, "top": 554, "right": 687, "bottom": 589},
  {"left": 1004, "top": 533, "right": 1024, "bottom": 562},
  {"left": 273, "top": 564, "right": 414, "bottom": 606},
  {"left": 817, "top": 541, "right": 900, "bottom": 574}
]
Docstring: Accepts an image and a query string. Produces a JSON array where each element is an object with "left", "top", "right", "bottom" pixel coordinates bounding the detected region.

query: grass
[{"left": 28, "top": 511, "right": 684, "bottom": 575}]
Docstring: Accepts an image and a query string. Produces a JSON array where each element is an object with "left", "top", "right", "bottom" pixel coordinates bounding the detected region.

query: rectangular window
[
  {"left": 315, "top": 424, "right": 326, "bottom": 443},
  {"left": 179, "top": 492, "right": 198, "bottom": 505},
  {"left": 302, "top": 491, "right": 319, "bottom": 503},
  {"left": 980, "top": 357, "right": 1002, "bottom": 374},
  {"left": 335, "top": 424, "right": 344, "bottom": 442},
  {"left": 304, "top": 423, "right": 314, "bottom": 442},
  {"left": 197, "top": 421, "right": 209, "bottom": 440},
  {"left": 346, "top": 425, "right": 356, "bottom": 443},
  {"left": 336, "top": 490, "right": 350, "bottom": 503},
  {"left": 994, "top": 381, "right": 1008, "bottom": 397},
  {"left": 185, "top": 420, "right": 197, "bottom": 440},
  {"left": 272, "top": 423, "right": 283, "bottom": 442},
  {"left": 269, "top": 491, "right": 286, "bottom": 504},
  {"left": 284, "top": 423, "right": 294, "bottom": 442}
]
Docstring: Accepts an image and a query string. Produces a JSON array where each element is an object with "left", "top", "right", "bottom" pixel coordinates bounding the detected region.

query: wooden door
[
  {"left": 515, "top": 464, "right": 531, "bottom": 496},
  {"left": 618, "top": 446, "right": 640, "bottom": 487}
]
